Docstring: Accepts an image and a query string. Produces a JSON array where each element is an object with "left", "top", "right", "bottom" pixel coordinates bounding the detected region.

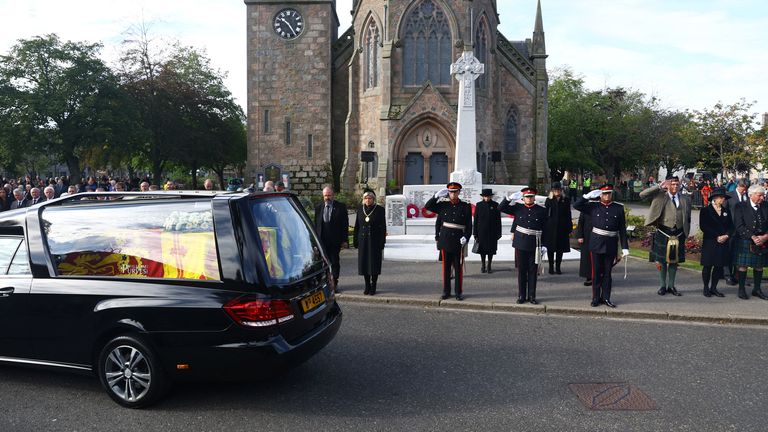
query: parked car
[{"left": 0, "top": 190, "right": 342, "bottom": 408}]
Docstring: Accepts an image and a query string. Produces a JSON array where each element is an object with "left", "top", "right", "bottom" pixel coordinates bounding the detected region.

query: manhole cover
[{"left": 569, "top": 383, "right": 657, "bottom": 411}]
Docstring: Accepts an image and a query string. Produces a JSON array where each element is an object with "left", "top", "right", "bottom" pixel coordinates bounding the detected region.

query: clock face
[{"left": 273, "top": 8, "right": 304, "bottom": 40}]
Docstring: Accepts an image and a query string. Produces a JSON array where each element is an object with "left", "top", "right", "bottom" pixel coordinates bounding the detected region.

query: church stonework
[{"left": 245, "top": 0, "right": 549, "bottom": 196}]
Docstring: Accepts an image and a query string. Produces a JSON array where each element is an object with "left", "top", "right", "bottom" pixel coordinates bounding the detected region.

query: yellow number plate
[{"left": 300, "top": 290, "right": 325, "bottom": 313}]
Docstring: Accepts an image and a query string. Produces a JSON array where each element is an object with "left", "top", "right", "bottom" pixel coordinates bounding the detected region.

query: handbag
[{"left": 472, "top": 241, "right": 480, "bottom": 254}]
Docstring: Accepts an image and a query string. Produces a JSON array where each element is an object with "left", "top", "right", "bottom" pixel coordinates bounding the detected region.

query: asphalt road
[{"left": 1, "top": 303, "right": 767, "bottom": 431}]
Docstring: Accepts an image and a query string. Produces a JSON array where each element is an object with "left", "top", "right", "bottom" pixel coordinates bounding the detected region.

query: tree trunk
[{"left": 64, "top": 153, "right": 81, "bottom": 182}]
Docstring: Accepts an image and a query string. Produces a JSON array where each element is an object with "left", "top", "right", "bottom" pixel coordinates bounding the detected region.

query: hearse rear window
[
  {"left": 42, "top": 201, "right": 220, "bottom": 280},
  {"left": 250, "top": 197, "right": 324, "bottom": 283}
]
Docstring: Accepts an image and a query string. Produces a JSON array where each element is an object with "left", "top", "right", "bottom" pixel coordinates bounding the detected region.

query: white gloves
[
  {"left": 540, "top": 246, "right": 547, "bottom": 255},
  {"left": 508, "top": 191, "right": 523, "bottom": 201},
  {"left": 584, "top": 189, "right": 602, "bottom": 200},
  {"left": 435, "top": 188, "right": 450, "bottom": 198},
  {"left": 622, "top": 249, "right": 630, "bottom": 257},
  {"left": 460, "top": 237, "right": 468, "bottom": 246}
]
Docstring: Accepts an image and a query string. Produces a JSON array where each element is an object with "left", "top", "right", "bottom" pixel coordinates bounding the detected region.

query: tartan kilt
[
  {"left": 649, "top": 230, "right": 686, "bottom": 264},
  {"left": 733, "top": 239, "right": 768, "bottom": 268}
]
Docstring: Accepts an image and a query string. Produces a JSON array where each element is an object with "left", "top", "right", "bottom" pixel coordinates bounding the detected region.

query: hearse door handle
[{"left": 0, "top": 287, "right": 14, "bottom": 297}]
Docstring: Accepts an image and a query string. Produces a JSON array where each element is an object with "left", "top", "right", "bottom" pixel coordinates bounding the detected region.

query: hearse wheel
[{"left": 97, "top": 335, "right": 168, "bottom": 408}]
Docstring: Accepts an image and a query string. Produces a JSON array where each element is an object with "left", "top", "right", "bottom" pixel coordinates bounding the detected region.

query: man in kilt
[
  {"left": 732, "top": 184, "right": 768, "bottom": 300},
  {"left": 640, "top": 175, "right": 692, "bottom": 296}
]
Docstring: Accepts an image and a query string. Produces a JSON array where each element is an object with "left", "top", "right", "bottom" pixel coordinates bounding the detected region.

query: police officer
[
  {"left": 500, "top": 187, "right": 548, "bottom": 304},
  {"left": 573, "top": 184, "right": 629, "bottom": 307},
  {"left": 425, "top": 182, "right": 472, "bottom": 300}
]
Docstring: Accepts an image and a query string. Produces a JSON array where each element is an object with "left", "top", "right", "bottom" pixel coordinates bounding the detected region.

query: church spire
[{"left": 532, "top": 0, "right": 546, "bottom": 57}]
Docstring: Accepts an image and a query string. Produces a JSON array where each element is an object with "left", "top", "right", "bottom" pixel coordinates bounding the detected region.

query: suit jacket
[
  {"left": 9, "top": 199, "right": 28, "bottom": 210},
  {"left": 733, "top": 200, "right": 768, "bottom": 240},
  {"left": 314, "top": 200, "right": 349, "bottom": 250},
  {"left": 726, "top": 190, "right": 747, "bottom": 215},
  {"left": 639, "top": 184, "right": 691, "bottom": 237}
]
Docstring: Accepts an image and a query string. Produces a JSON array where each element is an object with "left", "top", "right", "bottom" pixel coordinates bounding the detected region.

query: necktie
[
  {"left": 18, "top": 201, "right": 22, "bottom": 207},
  {"left": 324, "top": 203, "right": 331, "bottom": 223},
  {"left": 672, "top": 195, "right": 677, "bottom": 208}
]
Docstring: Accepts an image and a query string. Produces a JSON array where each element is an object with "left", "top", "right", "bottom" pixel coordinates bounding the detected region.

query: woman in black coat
[
  {"left": 543, "top": 182, "right": 572, "bottom": 274},
  {"left": 699, "top": 187, "right": 733, "bottom": 297},
  {"left": 473, "top": 189, "right": 502, "bottom": 273},
  {"left": 353, "top": 190, "right": 386, "bottom": 295}
]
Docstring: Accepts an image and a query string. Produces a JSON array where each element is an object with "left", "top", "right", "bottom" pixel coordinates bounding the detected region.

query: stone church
[{"left": 244, "top": 0, "right": 549, "bottom": 196}]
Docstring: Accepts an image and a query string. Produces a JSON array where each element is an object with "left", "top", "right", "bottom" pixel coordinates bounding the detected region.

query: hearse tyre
[{"left": 97, "top": 334, "right": 169, "bottom": 408}]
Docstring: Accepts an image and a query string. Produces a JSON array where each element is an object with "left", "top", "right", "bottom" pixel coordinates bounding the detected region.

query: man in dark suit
[
  {"left": 425, "top": 182, "right": 472, "bottom": 301},
  {"left": 732, "top": 184, "right": 768, "bottom": 300},
  {"left": 725, "top": 180, "right": 749, "bottom": 284},
  {"left": 28, "top": 187, "right": 44, "bottom": 205},
  {"left": 9, "top": 188, "right": 28, "bottom": 210},
  {"left": 500, "top": 187, "right": 548, "bottom": 304},
  {"left": 640, "top": 175, "right": 692, "bottom": 296},
  {"left": 314, "top": 186, "right": 348, "bottom": 291}
]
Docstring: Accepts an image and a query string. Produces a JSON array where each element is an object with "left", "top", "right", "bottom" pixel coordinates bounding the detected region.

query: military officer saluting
[
  {"left": 500, "top": 187, "right": 548, "bottom": 304},
  {"left": 573, "top": 184, "right": 629, "bottom": 307},
  {"left": 425, "top": 182, "right": 473, "bottom": 301}
]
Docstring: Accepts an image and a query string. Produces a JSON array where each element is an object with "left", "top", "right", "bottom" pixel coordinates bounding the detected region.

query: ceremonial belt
[
  {"left": 442, "top": 222, "right": 465, "bottom": 230},
  {"left": 515, "top": 225, "right": 544, "bottom": 266},
  {"left": 592, "top": 227, "right": 618, "bottom": 237}
]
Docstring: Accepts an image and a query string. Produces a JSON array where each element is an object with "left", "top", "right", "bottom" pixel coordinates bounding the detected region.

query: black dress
[
  {"left": 543, "top": 196, "right": 572, "bottom": 253},
  {"left": 473, "top": 200, "right": 502, "bottom": 255},
  {"left": 353, "top": 204, "right": 386, "bottom": 275},
  {"left": 699, "top": 205, "right": 733, "bottom": 267},
  {"left": 575, "top": 210, "right": 593, "bottom": 279}
]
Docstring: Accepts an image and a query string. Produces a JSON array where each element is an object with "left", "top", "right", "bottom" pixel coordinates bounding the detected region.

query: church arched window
[
  {"left": 402, "top": 0, "right": 452, "bottom": 86},
  {"left": 474, "top": 18, "right": 488, "bottom": 90},
  {"left": 504, "top": 107, "right": 518, "bottom": 154},
  {"left": 364, "top": 19, "right": 380, "bottom": 89}
]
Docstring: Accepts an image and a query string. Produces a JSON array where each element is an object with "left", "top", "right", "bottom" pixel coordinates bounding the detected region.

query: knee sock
[
  {"left": 668, "top": 264, "right": 678, "bottom": 288},
  {"left": 659, "top": 263, "right": 668, "bottom": 288},
  {"left": 753, "top": 270, "right": 763, "bottom": 294}
]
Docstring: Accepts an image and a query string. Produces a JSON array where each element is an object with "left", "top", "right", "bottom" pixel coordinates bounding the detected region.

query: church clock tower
[{"left": 244, "top": 0, "right": 339, "bottom": 193}]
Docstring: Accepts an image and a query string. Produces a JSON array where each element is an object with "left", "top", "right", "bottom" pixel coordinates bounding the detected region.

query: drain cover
[{"left": 569, "top": 383, "right": 657, "bottom": 411}]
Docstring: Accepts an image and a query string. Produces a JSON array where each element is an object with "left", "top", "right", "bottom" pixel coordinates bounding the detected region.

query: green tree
[
  {"left": 694, "top": 99, "right": 760, "bottom": 177},
  {"left": 0, "top": 34, "right": 123, "bottom": 177}
]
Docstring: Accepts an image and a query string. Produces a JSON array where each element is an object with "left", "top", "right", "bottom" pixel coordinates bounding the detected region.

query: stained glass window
[{"left": 402, "top": 0, "right": 452, "bottom": 86}]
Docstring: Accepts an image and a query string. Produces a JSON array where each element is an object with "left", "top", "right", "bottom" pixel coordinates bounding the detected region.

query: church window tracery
[
  {"left": 402, "top": 0, "right": 452, "bottom": 86},
  {"left": 475, "top": 18, "right": 488, "bottom": 91},
  {"left": 364, "top": 19, "right": 380, "bottom": 89},
  {"left": 504, "top": 107, "right": 518, "bottom": 153}
]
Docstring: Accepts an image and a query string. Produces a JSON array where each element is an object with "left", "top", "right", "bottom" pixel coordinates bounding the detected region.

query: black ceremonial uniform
[
  {"left": 425, "top": 195, "right": 472, "bottom": 299},
  {"left": 499, "top": 198, "right": 548, "bottom": 303},
  {"left": 573, "top": 196, "right": 629, "bottom": 305}
]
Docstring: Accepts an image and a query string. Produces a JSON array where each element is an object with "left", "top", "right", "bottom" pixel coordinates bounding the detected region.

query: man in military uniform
[
  {"left": 573, "top": 184, "right": 629, "bottom": 307},
  {"left": 499, "top": 187, "right": 548, "bottom": 304},
  {"left": 425, "top": 182, "right": 473, "bottom": 301}
]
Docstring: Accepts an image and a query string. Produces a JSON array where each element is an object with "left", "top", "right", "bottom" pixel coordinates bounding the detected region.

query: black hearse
[{"left": 0, "top": 191, "right": 341, "bottom": 408}]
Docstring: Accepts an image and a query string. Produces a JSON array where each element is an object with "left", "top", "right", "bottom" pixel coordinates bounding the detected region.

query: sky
[{"left": 1, "top": 0, "right": 766, "bottom": 123}]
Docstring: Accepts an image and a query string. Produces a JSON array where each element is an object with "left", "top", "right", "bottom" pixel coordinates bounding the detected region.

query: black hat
[
  {"left": 709, "top": 187, "right": 729, "bottom": 200},
  {"left": 665, "top": 175, "right": 680, "bottom": 181},
  {"left": 480, "top": 188, "right": 494, "bottom": 196},
  {"left": 446, "top": 182, "right": 462, "bottom": 191},
  {"left": 362, "top": 188, "right": 376, "bottom": 198},
  {"left": 551, "top": 182, "right": 562, "bottom": 190}
]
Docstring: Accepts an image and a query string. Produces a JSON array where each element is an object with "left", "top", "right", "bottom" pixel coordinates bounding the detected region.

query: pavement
[{"left": 335, "top": 244, "right": 768, "bottom": 326}]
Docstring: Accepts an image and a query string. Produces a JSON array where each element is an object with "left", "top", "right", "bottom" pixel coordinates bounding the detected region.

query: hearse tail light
[{"left": 224, "top": 298, "right": 295, "bottom": 327}]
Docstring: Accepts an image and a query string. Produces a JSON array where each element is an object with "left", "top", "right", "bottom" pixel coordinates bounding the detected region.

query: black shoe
[
  {"left": 738, "top": 292, "right": 749, "bottom": 300},
  {"left": 668, "top": 287, "right": 682, "bottom": 296},
  {"left": 364, "top": 290, "right": 370, "bottom": 295},
  {"left": 726, "top": 278, "right": 738, "bottom": 286},
  {"left": 487, "top": 268, "right": 493, "bottom": 274},
  {"left": 529, "top": 298, "right": 539, "bottom": 305},
  {"left": 703, "top": 288, "right": 711, "bottom": 297},
  {"left": 603, "top": 299, "right": 616, "bottom": 308},
  {"left": 440, "top": 294, "right": 450, "bottom": 300},
  {"left": 590, "top": 299, "right": 601, "bottom": 307},
  {"left": 657, "top": 287, "right": 667, "bottom": 295},
  {"left": 711, "top": 288, "right": 725, "bottom": 297},
  {"left": 548, "top": 268, "right": 555, "bottom": 274},
  {"left": 456, "top": 294, "right": 464, "bottom": 301},
  {"left": 480, "top": 266, "right": 486, "bottom": 273},
  {"left": 516, "top": 298, "right": 525, "bottom": 304},
  {"left": 556, "top": 269, "right": 562, "bottom": 275},
  {"left": 584, "top": 279, "right": 593, "bottom": 286},
  {"left": 752, "top": 291, "right": 768, "bottom": 300}
]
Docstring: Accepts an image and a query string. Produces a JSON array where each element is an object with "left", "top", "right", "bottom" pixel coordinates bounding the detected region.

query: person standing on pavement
[
  {"left": 640, "top": 175, "right": 692, "bottom": 297},
  {"left": 544, "top": 182, "right": 572, "bottom": 275},
  {"left": 568, "top": 178, "right": 578, "bottom": 202},
  {"left": 425, "top": 182, "right": 472, "bottom": 301},
  {"left": 575, "top": 196, "right": 599, "bottom": 286},
  {"left": 314, "top": 186, "right": 349, "bottom": 292},
  {"left": 731, "top": 185, "right": 768, "bottom": 300},
  {"left": 573, "top": 185, "right": 629, "bottom": 307},
  {"left": 698, "top": 187, "right": 732, "bottom": 298},
  {"left": 582, "top": 176, "right": 592, "bottom": 195},
  {"left": 499, "top": 187, "right": 548, "bottom": 304},
  {"left": 353, "top": 189, "right": 386, "bottom": 296},
  {"left": 725, "top": 180, "right": 749, "bottom": 285},
  {"left": 473, "top": 188, "right": 502, "bottom": 274}
]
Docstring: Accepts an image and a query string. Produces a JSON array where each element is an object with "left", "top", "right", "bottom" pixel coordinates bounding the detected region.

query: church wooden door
[{"left": 396, "top": 121, "right": 454, "bottom": 186}]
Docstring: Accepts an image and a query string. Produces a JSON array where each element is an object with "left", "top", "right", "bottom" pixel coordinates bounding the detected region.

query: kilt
[
  {"left": 733, "top": 238, "right": 768, "bottom": 268},
  {"left": 649, "top": 229, "right": 685, "bottom": 264}
]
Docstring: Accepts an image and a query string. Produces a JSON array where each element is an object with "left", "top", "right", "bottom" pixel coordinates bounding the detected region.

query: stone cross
[{"left": 449, "top": 51, "right": 484, "bottom": 185}]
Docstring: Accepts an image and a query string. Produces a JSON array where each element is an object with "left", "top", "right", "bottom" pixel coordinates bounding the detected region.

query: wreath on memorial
[{"left": 406, "top": 204, "right": 419, "bottom": 218}]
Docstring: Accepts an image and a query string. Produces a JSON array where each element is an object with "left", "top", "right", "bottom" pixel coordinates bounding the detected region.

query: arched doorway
[{"left": 394, "top": 120, "right": 455, "bottom": 186}]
